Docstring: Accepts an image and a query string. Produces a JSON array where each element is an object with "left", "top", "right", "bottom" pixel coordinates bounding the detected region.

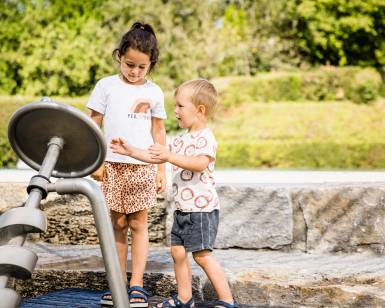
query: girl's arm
[
  {"left": 151, "top": 117, "right": 167, "bottom": 193},
  {"left": 89, "top": 110, "right": 104, "bottom": 181},
  {"left": 90, "top": 109, "right": 103, "bottom": 127},
  {"left": 151, "top": 117, "right": 167, "bottom": 149},
  {"left": 110, "top": 138, "right": 163, "bottom": 164}
]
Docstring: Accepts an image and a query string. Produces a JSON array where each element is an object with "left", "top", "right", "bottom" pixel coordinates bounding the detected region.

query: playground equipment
[{"left": 0, "top": 98, "right": 129, "bottom": 308}]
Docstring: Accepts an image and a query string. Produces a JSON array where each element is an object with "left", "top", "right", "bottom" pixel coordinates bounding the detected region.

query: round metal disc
[{"left": 8, "top": 99, "right": 106, "bottom": 178}]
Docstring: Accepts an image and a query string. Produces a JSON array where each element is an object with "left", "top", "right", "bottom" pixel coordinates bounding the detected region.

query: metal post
[{"left": 47, "top": 179, "right": 129, "bottom": 308}]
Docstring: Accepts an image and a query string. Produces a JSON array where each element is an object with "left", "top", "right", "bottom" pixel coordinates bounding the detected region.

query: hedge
[
  {"left": 216, "top": 67, "right": 384, "bottom": 107},
  {"left": 217, "top": 141, "right": 385, "bottom": 169}
]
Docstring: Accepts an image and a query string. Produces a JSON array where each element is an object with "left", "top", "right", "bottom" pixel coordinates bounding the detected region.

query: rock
[
  {"left": 0, "top": 183, "right": 167, "bottom": 244},
  {"left": 0, "top": 183, "right": 28, "bottom": 212},
  {"left": 214, "top": 186, "right": 293, "bottom": 249},
  {"left": 295, "top": 185, "right": 385, "bottom": 253}
]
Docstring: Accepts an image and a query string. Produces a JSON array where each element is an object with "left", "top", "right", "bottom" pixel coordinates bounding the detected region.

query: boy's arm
[
  {"left": 110, "top": 138, "right": 163, "bottom": 164},
  {"left": 149, "top": 143, "right": 211, "bottom": 172},
  {"left": 131, "top": 148, "right": 164, "bottom": 164},
  {"left": 168, "top": 153, "right": 211, "bottom": 173}
]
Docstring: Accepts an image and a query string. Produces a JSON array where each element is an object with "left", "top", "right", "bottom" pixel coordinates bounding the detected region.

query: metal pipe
[
  {"left": 38, "top": 137, "right": 63, "bottom": 178},
  {"left": 24, "top": 137, "right": 63, "bottom": 210},
  {"left": 0, "top": 137, "right": 62, "bottom": 290},
  {"left": 47, "top": 179, "right": 129, "bottom": 308},
  {"left": 0, "top": 275, "right": 9, "bottom": 289},
  {"left": 24, "top": 189, "right": 43, "bottom": 209}
]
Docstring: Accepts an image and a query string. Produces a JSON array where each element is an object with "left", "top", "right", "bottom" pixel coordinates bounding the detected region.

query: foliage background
[{"left": 1, "top": 0, "right": 384, "bottom": 96}]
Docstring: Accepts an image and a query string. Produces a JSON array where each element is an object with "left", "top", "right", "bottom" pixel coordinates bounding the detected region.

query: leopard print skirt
[{"left": 101, "top": 162, "right": 157, "bottom": 214}]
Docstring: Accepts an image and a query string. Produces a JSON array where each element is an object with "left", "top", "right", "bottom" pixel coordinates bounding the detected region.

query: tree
[{"left": 294, "top": 0, "right": 385, "bottom": 76}]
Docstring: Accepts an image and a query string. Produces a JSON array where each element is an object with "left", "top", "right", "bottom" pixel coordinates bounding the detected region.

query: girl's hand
[
  {"left": 148, "top": 143, "right": 170, "bottom": 162},
  {"left": 156, "top": 169, "right": 166, "bottom": 193},
  {"left": 110, "top": 138, "right": 132, "bottom": 155}
]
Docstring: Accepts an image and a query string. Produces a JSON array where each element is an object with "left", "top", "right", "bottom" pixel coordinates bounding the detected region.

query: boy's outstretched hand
[
  {"left": 110, "top": 138, "right": 132, "bottom": 155},
  {"left": 148, "top": 143, "right": 170, "bottom": 162}
]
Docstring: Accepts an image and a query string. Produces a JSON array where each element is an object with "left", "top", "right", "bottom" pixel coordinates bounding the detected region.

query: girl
[
  {"left": 110, "top": 79, "right": 238, "bottom": 308},
  {"left": 87, "top": 22, "right": 167, "bottom": 307}
]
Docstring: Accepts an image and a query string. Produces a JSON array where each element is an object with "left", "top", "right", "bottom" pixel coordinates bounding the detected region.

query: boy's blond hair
[{"left": 174, "top": 79, "right": 218, "bottom": 116}]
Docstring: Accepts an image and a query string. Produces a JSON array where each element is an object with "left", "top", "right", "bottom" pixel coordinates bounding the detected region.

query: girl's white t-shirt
[{"left": 87, "top": 75, "right": 166, "bottom": 164}]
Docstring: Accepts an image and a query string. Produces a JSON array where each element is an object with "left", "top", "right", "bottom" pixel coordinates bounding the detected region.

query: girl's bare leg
[
  {"left": 110, "top": 210, "right": 129, "bottom": 285},
  {"left": 127, "top": 209, "right": 149, "bottom": 303}
]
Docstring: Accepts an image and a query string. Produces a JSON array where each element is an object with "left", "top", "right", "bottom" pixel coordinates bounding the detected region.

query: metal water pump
[{"left": 0, "top": 98, "right": 129, "bottom": 308}]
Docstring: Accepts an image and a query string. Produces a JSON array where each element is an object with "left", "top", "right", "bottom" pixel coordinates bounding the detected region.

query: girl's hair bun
[{"left": 130, "top": 22, "right": 156, "bottom": 38}]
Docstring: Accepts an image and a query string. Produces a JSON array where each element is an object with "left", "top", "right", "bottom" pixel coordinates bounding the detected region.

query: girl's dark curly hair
[{"left": 112, "top": 22, "right": 159, "bottom": 72}]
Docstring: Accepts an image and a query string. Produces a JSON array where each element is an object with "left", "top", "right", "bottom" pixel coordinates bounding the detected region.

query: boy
[{"left": 110, "top": 79, "right": 238, "bottom": 308}]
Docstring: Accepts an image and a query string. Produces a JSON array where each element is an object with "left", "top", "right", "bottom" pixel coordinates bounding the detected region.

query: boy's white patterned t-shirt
[
  {"left": 170, "top": 128, "right": 219, "bottom": 212},
  {"left": 87, "top": 75, "right": 166, "bottom": 164}
]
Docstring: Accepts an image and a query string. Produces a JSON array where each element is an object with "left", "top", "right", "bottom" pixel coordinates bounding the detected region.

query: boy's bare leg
[
  {"left": 172, "top": 245, "right": 193, "bottom": 302},
  {"left": 111, "top": 210, "right": 129, "bottom": 285},
  {"left": 127, "top": 209, "right": 149, "bottom": 295},
  {"left": 193, "top": 250, "right": 234, "bottom": 304}
]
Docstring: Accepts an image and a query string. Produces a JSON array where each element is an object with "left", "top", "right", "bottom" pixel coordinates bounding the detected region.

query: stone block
[
  {"left": 214, "top": 186, "right": 293, "bottom": 249},
  {"left": 296, "top": 185, "right": 385, "bottom": 253}
]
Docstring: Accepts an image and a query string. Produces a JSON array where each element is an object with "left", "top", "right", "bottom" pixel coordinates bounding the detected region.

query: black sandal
[
  {"left": 100, "top": 292, "right": 113, "bottom": 307},
  {"left": 157, "top": 294, "right": 195, "bottom": 308},
  {"left": 128, "top": 285, "right": 151, "bottom": 308},
  {"left": 214, "top": 300, "right": 239, "bottom": 308}
]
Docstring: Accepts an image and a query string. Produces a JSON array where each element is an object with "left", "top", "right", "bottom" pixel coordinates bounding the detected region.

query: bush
[
  {"left": 0, "top": 137, "right": 17, "bottom": 167},
  {"left": 346, "top": 69, "right": 383, "bottom": 104},
  {"left": 164, "top": 92, "right": 179, "bottom": 133},
  {"left": 215, "top": 67, "right": 384, "bottom": 107}
]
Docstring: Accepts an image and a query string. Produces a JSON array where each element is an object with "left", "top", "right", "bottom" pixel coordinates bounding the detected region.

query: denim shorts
[{"left": 171, "top": 210, "right": 219, "bottom": 252}]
